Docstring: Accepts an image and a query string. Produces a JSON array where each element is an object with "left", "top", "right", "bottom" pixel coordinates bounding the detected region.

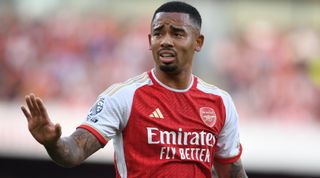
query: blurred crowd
[
  {"left": 212, "top": 21, "right": 320, "bottom": 123},
  {"left": 0, "top": 10, "right": 319, "bottom": 123},
  {"left": 0, "top": 12, "right": 153, "bottom": 104}
]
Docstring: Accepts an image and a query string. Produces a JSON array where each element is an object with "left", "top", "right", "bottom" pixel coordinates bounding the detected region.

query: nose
[{"left": 160, "top": 34, "right": 173, "bottom": 48}]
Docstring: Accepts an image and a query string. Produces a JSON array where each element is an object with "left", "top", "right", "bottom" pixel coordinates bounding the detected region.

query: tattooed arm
[
  {"left": 213, "top": 159, "right": 248, "bottom": 178},
  {"left": 45, "top": 128, "right": 103, "bottom": 167},
  {"left": 21, "top": 94, "right": 103, "bottom": 167}
]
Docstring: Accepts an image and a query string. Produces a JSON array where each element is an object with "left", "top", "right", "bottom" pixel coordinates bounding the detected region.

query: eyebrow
[
  {"left": 170, "top": 25, "right": 186, "bottom": 32},
  {"left": 152, "top": 24, "right": 186, "bottom": 33},
  {"left": 152, "top": 24, "right": 164, "bottom": 32}
]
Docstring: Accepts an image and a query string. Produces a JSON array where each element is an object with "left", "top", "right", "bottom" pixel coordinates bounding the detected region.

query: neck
[{"left": 153, "top": 68, "right": 192, "bottom": 90}]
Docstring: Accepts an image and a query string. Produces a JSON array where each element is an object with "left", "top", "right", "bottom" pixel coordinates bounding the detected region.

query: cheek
[
  {"left": 149, "top": 43, "right": 159, "bottom": 60},
  {"left": 149, "top": 39, "right": 160, "bottom": 50},
  {"left": 179, "top": 41, "right": 196, "bottom": 55},
  {"left": 150, "top": 44, "right": 158, "bottom": 54}
]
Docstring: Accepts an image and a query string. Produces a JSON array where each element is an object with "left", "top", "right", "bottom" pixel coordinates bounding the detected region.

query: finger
[
  {"left": 55, "top": 123, "right": 62, "bottom": 138},
  {"left": 30, "top": 94, "right": 40, "bottom": 116},
  {"left": 36, "top": 97, "right": 49, "bottom": 120},
  {"left": 26, "top": 94, "right": 37, "bottom": 116},
  {"left": 25, "top": 95, "right": 34, "bottom": 111},
  {"left": 21, "top": 106, "right": 31, "bottom": 122}
]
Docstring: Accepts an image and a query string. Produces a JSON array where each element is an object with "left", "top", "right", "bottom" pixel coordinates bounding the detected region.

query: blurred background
[{"left": 0, "top": 0, "right": 320, "bottom": 177}]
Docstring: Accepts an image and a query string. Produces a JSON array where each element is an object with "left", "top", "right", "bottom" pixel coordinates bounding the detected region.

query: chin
[{"left": 159, "top": 64, "right": 178, "bottom": 73}]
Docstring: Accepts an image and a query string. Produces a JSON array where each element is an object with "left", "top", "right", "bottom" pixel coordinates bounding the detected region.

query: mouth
[{"left": 158, "top": 50, "right": 176, "bottom": 64}]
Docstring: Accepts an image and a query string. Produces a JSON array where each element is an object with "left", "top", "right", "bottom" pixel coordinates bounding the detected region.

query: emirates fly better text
[{"left": 147, "top": 127, "right": 216, "bottom": 162}]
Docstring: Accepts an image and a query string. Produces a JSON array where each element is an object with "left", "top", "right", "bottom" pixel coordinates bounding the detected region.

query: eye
[
  {"left": 152, "top": 32, "right": 161, "bottom": 37},
  {"left": 174, "top": 32, "right": 184, "bottom": 38}
]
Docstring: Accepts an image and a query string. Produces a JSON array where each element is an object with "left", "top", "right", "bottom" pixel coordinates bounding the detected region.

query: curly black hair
[{"left": 151, "top": 1, "right": 202, "bottom": 30}]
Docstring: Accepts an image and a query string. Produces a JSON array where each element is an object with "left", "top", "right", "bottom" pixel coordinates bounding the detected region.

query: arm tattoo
[
  {"left": 45, "top": 128, "right": 102, "bottom": 167},
  {"left": 229, "top": 161, "right": 248, "bottom": 178},
  {"left": 71, "top": 128, "right": 103, "bottom": 159},
  {"left": 213, "top": 159, "right": 248, "bottom": 178}
]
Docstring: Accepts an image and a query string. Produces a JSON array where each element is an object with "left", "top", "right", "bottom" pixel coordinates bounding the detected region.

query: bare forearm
[
  {"left": 44, "top": 128, "right": 103, "bottom": 167},
  {"left": 45, "top": 137, "right": 83, "bottom": 167},
  {"left": 214, "top": 159, "right": 248, "bottom": 178},
  {"left": 227, "top": 160, "right": 247, "bottom": 178}
]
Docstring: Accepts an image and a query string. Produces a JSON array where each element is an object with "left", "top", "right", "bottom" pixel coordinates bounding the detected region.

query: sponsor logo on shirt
[{"left": 147, "top": 127, "right": 216, "bottom": 162}]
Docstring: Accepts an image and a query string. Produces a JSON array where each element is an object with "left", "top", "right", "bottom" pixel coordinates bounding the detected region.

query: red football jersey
[{"left": 79, "top": 69, "right": 242, "bottom": 178}]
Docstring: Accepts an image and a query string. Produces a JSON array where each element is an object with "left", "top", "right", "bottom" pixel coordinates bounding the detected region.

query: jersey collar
[{"left": 148, "top": 68, "right": 197, "bottom": 92}]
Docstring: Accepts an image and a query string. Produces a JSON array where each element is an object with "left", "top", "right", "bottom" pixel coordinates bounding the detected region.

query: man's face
[{"left": 149, "top": 12, "right": 203, "bottom": 74}]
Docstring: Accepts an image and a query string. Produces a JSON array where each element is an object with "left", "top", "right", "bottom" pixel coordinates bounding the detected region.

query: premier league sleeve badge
[{"left": 87, "top": 97, "right": 105, "bottom": 123}]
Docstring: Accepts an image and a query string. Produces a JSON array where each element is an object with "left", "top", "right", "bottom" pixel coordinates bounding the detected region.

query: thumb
[{"left": 55, "top": 123, "right": 62, "bottom": 138}]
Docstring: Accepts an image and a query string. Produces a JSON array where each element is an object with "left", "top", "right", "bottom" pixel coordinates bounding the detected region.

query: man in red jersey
[{"left": 21, "top": 1, "right": 247, "bottom": 177}]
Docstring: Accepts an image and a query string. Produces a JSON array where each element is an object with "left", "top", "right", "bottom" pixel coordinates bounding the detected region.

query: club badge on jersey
[{"left": 199, "top": 107, "right": 217, "bottom": 127}]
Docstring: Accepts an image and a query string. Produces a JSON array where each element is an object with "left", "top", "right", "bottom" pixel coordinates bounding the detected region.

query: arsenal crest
[{"left": 199, "top": 107, "right": 217, "bottom": 127}]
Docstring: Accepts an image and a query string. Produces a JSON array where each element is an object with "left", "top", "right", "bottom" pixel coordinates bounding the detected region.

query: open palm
[{"left": 21, "top": 94, "right": 61, "bottom": 146}]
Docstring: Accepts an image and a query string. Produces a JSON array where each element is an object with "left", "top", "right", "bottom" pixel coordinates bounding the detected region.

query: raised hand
[{"left": 21, "top": 94, "right": 62, "bottom": 146}]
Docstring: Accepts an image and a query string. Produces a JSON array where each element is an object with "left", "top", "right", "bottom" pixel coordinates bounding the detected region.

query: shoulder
[
  {"left": 196, "top": 77, "right": 239, "bottom": 129},
  {"left": 99, "top": 72, "right": 151, "bottom": 98},
  {"left": 196, "top": 77, "right": 232, "bottom": 101}
]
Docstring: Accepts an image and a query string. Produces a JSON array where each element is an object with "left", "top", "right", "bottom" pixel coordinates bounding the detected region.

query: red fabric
[{"left": 119, "top": 71, "right": 228, "bottom": 177}]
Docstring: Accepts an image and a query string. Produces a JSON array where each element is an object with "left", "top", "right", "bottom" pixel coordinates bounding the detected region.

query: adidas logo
[{"left": 149, "top": 108, "right": 164, "bottom": 119}]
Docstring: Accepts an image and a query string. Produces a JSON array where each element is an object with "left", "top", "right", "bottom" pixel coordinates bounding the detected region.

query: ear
[
  {"left": 194, "top": 34, "right": 204, "bottom": 52},
  {"left": 148, "top": 34, "right": 152, "bottom": 50}
]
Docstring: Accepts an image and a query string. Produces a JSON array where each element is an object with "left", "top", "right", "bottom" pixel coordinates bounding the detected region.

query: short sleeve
[
  {"left": 78, "top": 86, "right": 134, "bottom": 146},
  {"left": 214, "top": 93, "right": 242, "bottom": 164}
]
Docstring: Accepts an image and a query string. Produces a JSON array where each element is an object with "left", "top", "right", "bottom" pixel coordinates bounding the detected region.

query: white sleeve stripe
[{"left": 101, "top": 72, "right": 149, "bottom": 97}]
